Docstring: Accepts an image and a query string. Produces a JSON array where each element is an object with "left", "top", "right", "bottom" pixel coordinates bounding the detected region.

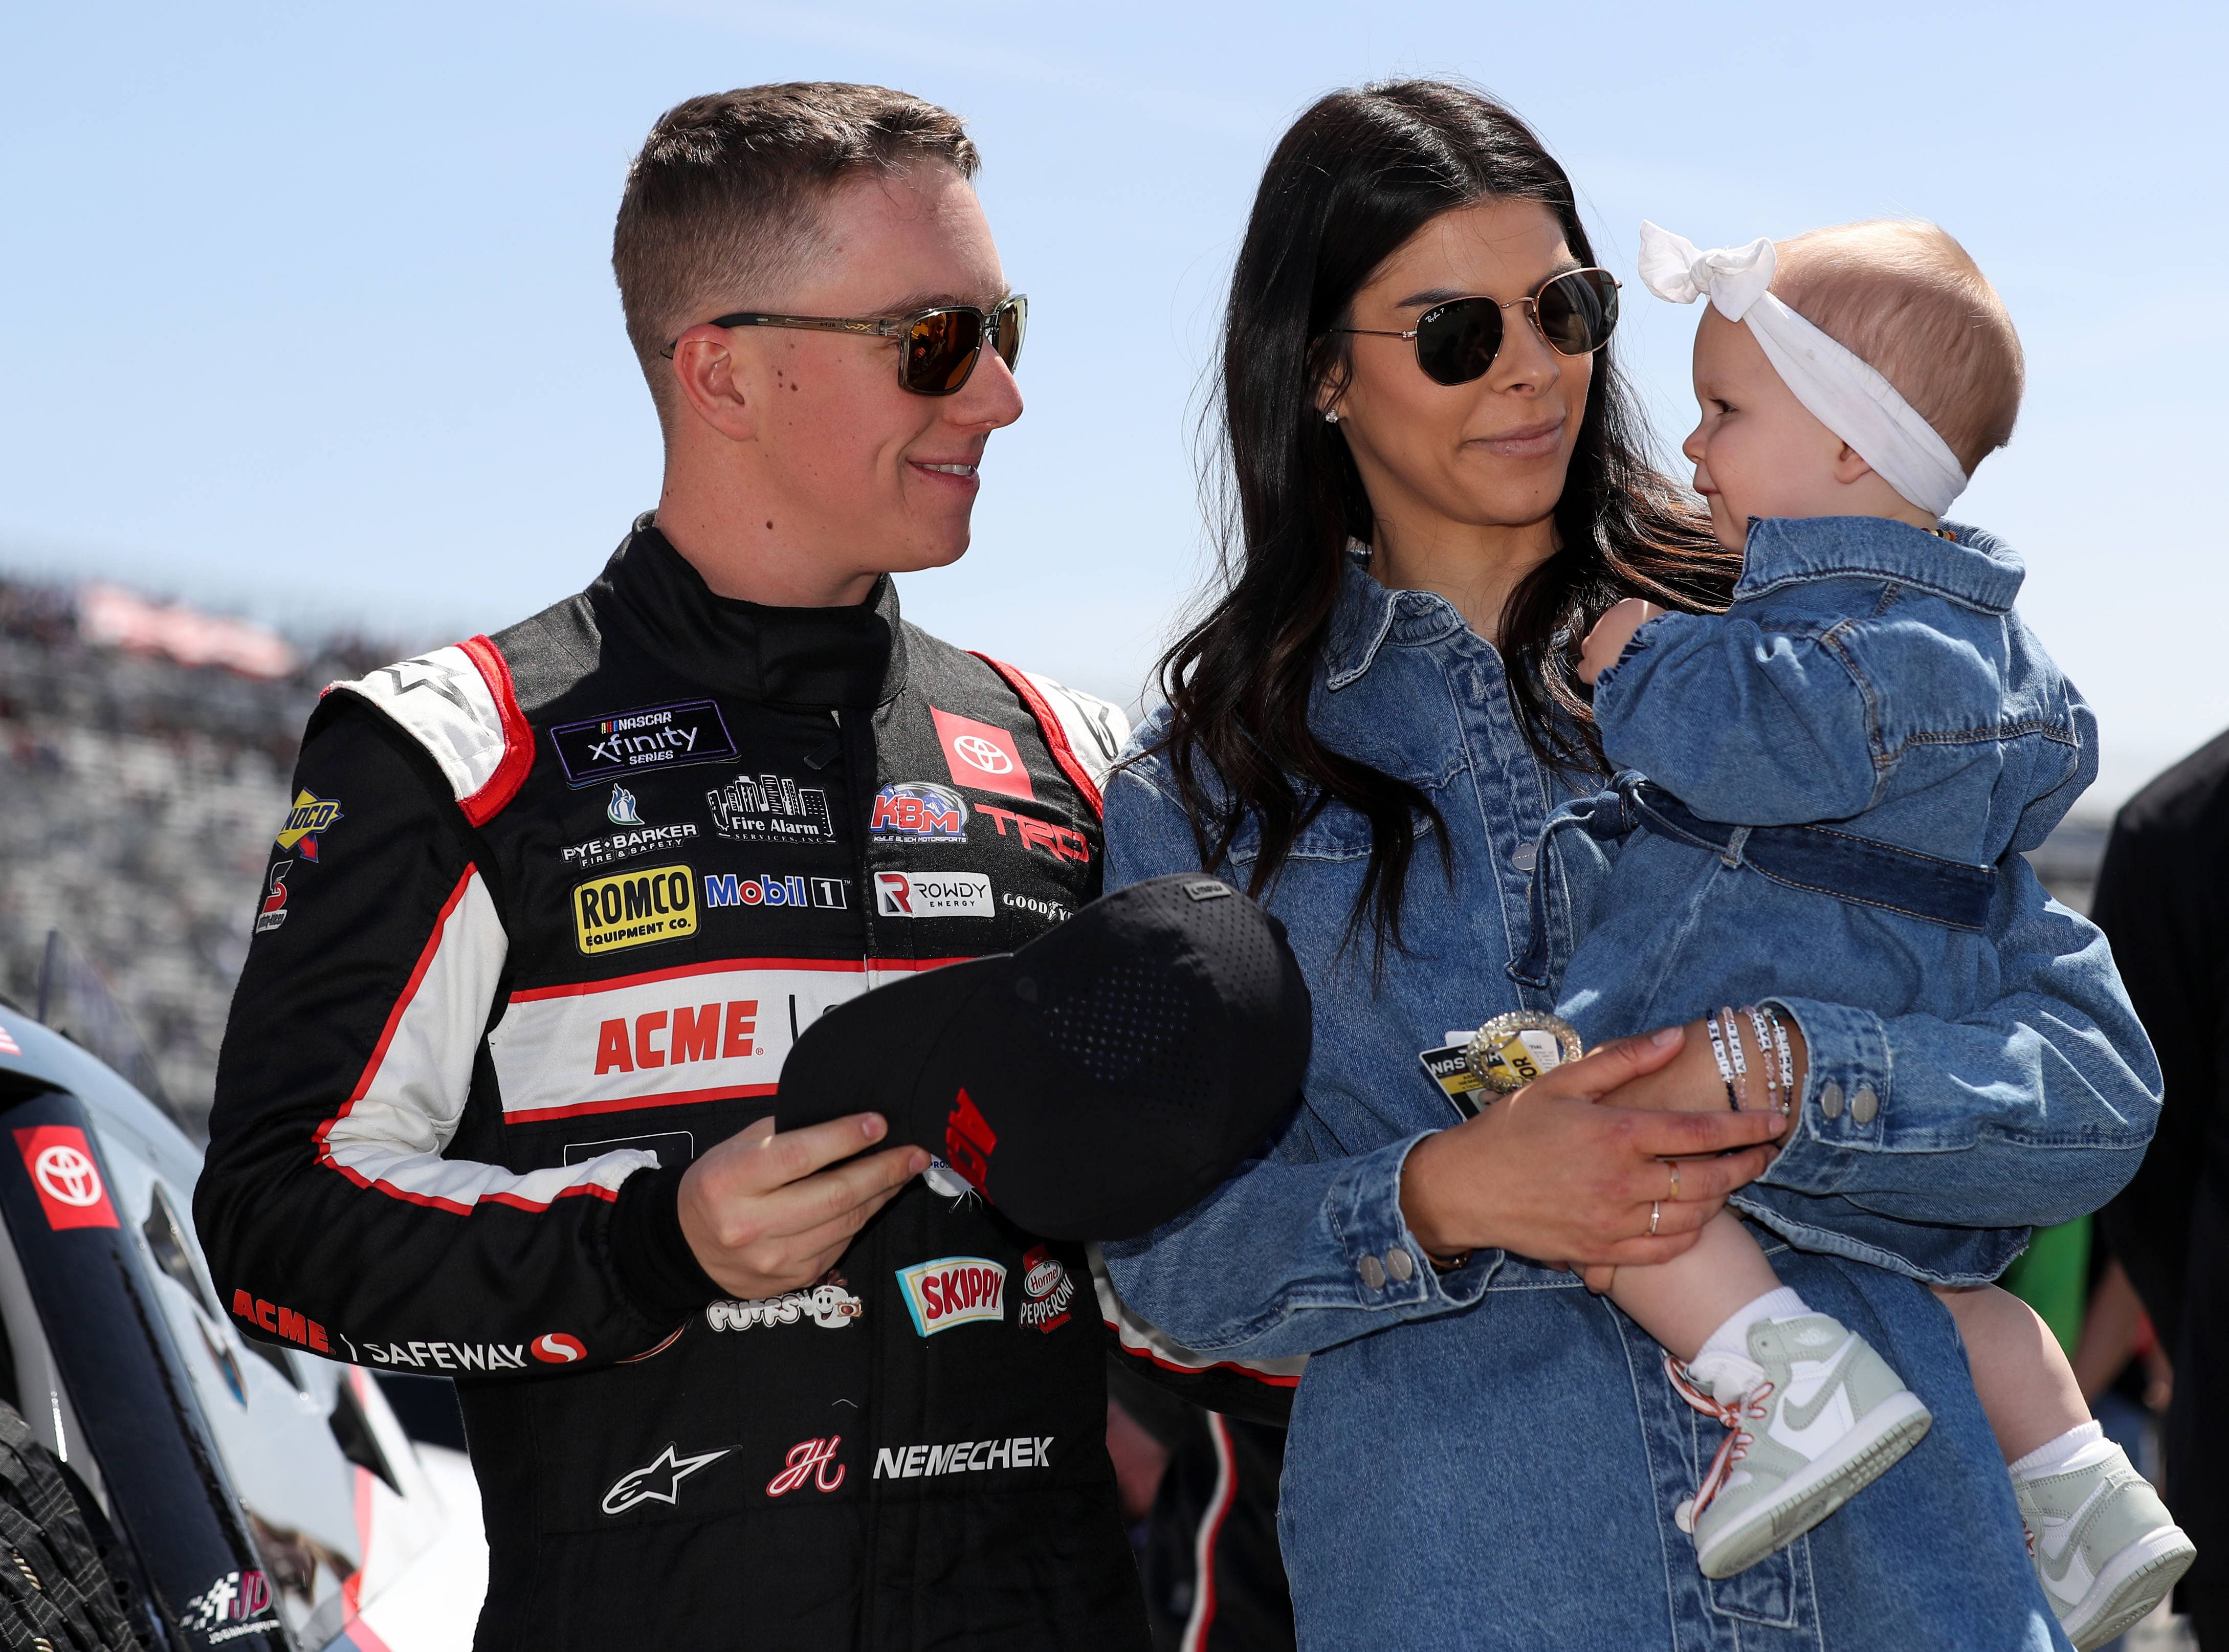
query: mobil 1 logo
[{"left": 550, "top": 700, "right": 738, "bottom": 787}]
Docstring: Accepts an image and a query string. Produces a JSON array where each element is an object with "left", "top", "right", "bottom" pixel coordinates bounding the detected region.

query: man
[
  {"left": 196, "top": 83, "right": 1152, "bottom": 1647},
  {"left": 2091, "top": 728, "right": 2229, "bottom": 1647}
]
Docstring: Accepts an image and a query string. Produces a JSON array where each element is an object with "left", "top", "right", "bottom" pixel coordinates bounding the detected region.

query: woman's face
[{"left": 1326, "top": 199, "right": 1594, "bottom": 539}]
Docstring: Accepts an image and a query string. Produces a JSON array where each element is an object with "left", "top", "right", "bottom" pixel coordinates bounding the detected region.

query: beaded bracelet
[
  {"left": 1763, "top": 1007, "right": 1796, "bottom": 1115},
  {"left": 1703, "top": 1009, "right": 1739, "bottom": 1109},
  {"left": 1719, "top": 1003, "right": 1749, "bottom": 1108},
  {"left": 1744, "top": 1005, "right": 1780, "bottom": 1114}
]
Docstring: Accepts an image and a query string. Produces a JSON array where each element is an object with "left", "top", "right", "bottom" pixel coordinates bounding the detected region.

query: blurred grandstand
[
  {"left": 0, "top": 566, "right": 2120, "bottom": 1140},
  {"left": 0, "top": 572, "right": 421, "bottom": 1135}
]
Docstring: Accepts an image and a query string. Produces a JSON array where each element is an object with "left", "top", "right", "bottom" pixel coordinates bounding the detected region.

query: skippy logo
[
  {"left": 179, "top": 1568, "right": 278, "bottom": 1642},
  {"left": 871, "top": 781, "right": 967, "bottom": 843},
  {"left": 895, "top": 1255, "right": 1006, "bottom": 1336},
  {"left": 602, "top": 1443, "right": 731, "bottom": 1516},
  {"left": 874, "top": 871, "right": 994, "bottom": 919},
  {"left": 1019, "top": 1245, "right": 1075, "bottom": 1334},
  {"left": 931, "top": 707, "right": 1033, "bottom": 800},
  {"left": 707, "top": 1273, "right": 862, "bottom": 1332},
  {"left": 273, "top": 790, "right": 342, "bottom": 860},
  {"left": 767, "top": 1436, "right": 846, "bottom": 1497},
  {"left": 551, "top": 699, "right": 738, "bottom": 788},
  {"left": 14, "top": 1126, "right": 119, "bottom": 1231},
  {"left": 253, "top": 861, "right": 291, "bottom": 934}
]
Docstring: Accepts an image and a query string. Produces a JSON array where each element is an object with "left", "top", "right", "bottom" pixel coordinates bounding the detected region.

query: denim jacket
[
  {"left": 1525, "top": 516, "right": 2125, "bottom": 1283},
  {"left": 1100, "top": 552, "right": 2160, "bottom": 1650}
]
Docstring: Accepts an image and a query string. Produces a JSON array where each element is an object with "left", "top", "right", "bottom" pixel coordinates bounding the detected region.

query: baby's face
[{"left": 1682, "top": 309, "right": 1851, "bottom": 550}]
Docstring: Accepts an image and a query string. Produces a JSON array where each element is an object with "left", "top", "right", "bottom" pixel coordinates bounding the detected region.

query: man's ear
[
  {"left": 1829, "top": 441, "right": 1877, "bottom": 487},
  {"left": 668, "top": 326, "right": 757, "bottom": 444}
]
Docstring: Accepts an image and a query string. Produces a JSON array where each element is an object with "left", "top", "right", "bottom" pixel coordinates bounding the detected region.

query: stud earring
[{"left": 1323, "top": 409, "right": 1340, "bottom": 425}]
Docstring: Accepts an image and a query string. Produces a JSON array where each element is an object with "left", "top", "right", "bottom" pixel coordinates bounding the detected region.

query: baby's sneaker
[
  {"left": 2015, "top": 1443, "right": 2193, "bottom": 1650},
  {"left": 1669, "top": 1314, "right": 1933, "bottom": 1579}
]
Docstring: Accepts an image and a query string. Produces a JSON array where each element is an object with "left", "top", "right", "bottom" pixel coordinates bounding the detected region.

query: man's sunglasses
[
  {"left": 1332, "top": 269, "right": 1620, "bottom": 386},
  {"left": 664, "top": 295, "right": 1027, "bottom": 396}
]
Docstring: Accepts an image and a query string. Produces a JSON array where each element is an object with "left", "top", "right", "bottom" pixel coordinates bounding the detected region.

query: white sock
[
  {"left": 2010, "top": 1420, "right": 2116, "bottom": 1482},
  {"left": 1698, "top": 1286, "right": 1811, "bottom": 1366}
]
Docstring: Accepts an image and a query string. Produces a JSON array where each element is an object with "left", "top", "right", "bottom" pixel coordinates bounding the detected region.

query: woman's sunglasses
[
  {"left": 1332, "top": 269, "right": 1620, "bottom": 387},
  {"left": 664, "top": 295, "right": 1027, "bottom": 396}
]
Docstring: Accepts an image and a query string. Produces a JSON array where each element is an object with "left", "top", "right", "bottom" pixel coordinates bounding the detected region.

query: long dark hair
[{"left": 1154, "top": 80, "right": 1735, "bottom": 954}]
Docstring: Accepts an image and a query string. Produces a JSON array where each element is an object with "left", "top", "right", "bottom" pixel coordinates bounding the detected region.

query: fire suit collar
[{"left": 592, "top": 516, "right": 906, "bottom": 709}]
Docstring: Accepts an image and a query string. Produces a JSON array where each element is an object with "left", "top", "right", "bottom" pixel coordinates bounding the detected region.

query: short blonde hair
[{"left": 1772, "top": 221, "right": 2023, "bottom": 474}]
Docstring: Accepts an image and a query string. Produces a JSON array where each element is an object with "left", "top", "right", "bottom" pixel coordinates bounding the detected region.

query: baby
[{"left": 1522, "top": 219, "right": 2193, "bottom": 1645}]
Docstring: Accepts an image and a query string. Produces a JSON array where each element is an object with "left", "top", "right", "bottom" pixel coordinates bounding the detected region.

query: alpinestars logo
[
  {"left": 253, "top": 861, "right": 291, "bottom": 934},
  {"left": 706, "top": 771, "right": 836, "bottom": 842},
  {"left": 602, "top": 1443, "right": 731, "bottom": 1516},
  {"left": 179, "top": 1568, "right": 278, "bottom": 1643}
]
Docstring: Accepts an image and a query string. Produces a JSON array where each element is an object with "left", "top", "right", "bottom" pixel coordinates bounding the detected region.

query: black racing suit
[{"left": 196, "top": 519, "right": 1158, "bottom": 1648}]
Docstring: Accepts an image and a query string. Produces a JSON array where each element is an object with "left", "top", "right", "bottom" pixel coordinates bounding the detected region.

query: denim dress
[
  {"left": 1099, "top": 549, "right": 2160, "bottom": 1651},
  {"left": 1523, "top": 516, "right": 2116, "bottom": 1283}
]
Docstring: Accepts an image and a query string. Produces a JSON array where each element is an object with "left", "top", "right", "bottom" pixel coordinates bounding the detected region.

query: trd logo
[
  {"left": 943, "top": 1089, "right": 997, "bottom": 1190},
  {"left": 975, "top": 805, "right": 1091, "bottom": 866},
  {"left": 572, "top": 863, "right": 698, "bottom": 955},
  {"left": 230, "top": 1289, "right": 332, "bottom": 1354},
  {"left": 703, "top": 873, "right": 847, "bottom": 910},
  {"left": 594, "top": 1000, "right": 759, "bottom": 1075}
]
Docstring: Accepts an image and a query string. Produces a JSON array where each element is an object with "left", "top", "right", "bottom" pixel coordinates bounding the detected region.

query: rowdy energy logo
[
  {"left": 870, "top": 781, "right": 968, "bottom": 843},
  {"left": 873, "top": 871, "right": 994, "bottom": 919},
  {"left": 274, "top": 790, "right": 342, "bottom": 860},
  {"left": 572, "top": 864, "right": 698, "bottom": 955},
  {"left": 550, "top": 700, "right": 738, "bottom": 787},
  {"left": 894, "top": 1255, "right": 1006, "bottom": 1336}
]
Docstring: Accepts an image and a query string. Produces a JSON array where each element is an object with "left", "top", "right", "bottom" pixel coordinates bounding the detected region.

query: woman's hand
[
  {"left": 1397, "top": 1029, "right": 1785, "bottom": 1269},
  {"left": 1600, "top": 1015, "right": 1807, "bottom": 1133}
]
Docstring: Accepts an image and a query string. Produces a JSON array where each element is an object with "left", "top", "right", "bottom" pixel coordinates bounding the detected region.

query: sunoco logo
[{"left": 572, "top": 863, "right": 697, "bottom": 955}]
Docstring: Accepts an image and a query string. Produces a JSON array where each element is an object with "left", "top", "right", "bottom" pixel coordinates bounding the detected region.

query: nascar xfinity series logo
[
  {"left": 550, "top": 700, "right": 738, "bottom": 787},
  {"left": 870, "top": 781, "right": 967, "bottom": 843},
  {"left": 572, "top": 864, "right": 698, "bottom": 955},
  {"left": 895, "top": 1255, "right": 1006, "bottom": 1336}
]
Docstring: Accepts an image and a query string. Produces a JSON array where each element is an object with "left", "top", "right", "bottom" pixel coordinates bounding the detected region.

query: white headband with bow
[{"left": 1637, "top": 221, "right": 1968, "bottom": 516}]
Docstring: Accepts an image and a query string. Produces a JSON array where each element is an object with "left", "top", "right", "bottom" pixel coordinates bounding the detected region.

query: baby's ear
[{"left": 1829, "top": 442, "right": 1877, "bottom": 487}]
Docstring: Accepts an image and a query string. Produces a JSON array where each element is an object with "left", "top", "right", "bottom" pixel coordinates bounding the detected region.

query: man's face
[{"left": 682, "top": 164, "right": 1021, "bottom": 579}]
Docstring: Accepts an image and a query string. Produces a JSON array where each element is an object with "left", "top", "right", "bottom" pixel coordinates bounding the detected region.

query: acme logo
[
  {"left": 230, "top": 1288, "right": 331, "bottom": 1354},
  {"left": 594, "top": 998, "right": 757, "bottom": 1075}
]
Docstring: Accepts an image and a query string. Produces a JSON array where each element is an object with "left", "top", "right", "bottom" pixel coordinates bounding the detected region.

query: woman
[{"left": 1100, "top": 82, "right": 2157, "bottom": 1649}]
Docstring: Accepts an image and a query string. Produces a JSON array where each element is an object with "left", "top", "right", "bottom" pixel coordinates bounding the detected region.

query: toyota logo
[
  {"left": 952, "top": 735, "right": 1012, "bottom": 775},
  {"left": 34, "top": 1146, "right": 103, "bottom": 1208}
]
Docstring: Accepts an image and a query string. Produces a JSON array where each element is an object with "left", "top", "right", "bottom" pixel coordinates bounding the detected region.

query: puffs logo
[
  {"left": 274, "top": 791, "right": 343, "bottom": 860},
  {"left": 894, "top": 1255, "right": 1006, "bottom": 1336},
  {"left": 572, "top": 863, "right": 697, "bottom": 956}
]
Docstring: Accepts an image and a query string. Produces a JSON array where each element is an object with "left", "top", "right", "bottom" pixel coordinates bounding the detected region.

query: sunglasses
[
  {"left": 1332, "top": 268, "right": 1620, "bottom": 387},
  {"left": 665, "top": 295, "right": 1027, "bottom": 396}
]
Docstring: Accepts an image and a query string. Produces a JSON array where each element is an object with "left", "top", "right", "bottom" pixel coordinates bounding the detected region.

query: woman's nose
[{"left": 1486, "top": 307, "right": 1561, "bottom": 392}]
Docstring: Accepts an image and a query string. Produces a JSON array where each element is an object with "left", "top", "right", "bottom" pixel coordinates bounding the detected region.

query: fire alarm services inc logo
[{"left": 13, "top": 1126, "right": 119, "bottom": 1231}]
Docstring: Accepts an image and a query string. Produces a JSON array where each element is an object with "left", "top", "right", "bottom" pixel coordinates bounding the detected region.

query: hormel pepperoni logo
[
  {"left": 943, "top": 1088, "right": 997, "bottom": 1189},
  {"left": 230, "top": 1289, "right": 331, "bottom": 1354},
  {"left": 14, "top": 1127, "right": 119, "bottom": 1230},
  {"left": 931, "top": 707, "right": 1034, "bottom": 800},
  {"left": 894, "top": 1255, "right": 1007, "bottom": 1336},
  {"left": 1019, "top": 1245, "right": 1075, "bottom": 1334},
  {"left": 534, "top": 1332, "right": 587, "bottom": 1363}
]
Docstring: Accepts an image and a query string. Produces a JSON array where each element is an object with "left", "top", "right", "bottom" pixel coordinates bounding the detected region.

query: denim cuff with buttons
[
  {"left": 1334, "top": 1132, "right": 1498, "bottom": 1312},
  {"left": 1756, "top": 997, "right": 1893, "bottom": 1184}
]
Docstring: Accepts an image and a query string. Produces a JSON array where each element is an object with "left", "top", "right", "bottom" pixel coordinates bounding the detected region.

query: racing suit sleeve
[{"left": 194, "top": 698, "right": 709, "bottom": 1373}]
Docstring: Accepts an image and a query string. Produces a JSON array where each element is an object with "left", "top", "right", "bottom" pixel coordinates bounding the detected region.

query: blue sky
[{"left": 3, "top": 2, "right": 2220, "bottom": 807}]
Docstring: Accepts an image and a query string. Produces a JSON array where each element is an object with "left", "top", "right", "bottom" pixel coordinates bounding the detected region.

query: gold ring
[
  {"left": 1667, "top": 1162, "right": 1681, "bottom": 1201},
  {"left": 1648, "top": 1200, "right": 1661, "bottom": 1237}
]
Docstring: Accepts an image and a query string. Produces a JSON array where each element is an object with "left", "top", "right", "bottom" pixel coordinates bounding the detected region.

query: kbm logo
[
  {"left": 572, "top": 864, "right": 697, "bottom": 956},
  {"left": 870, "top": 781, "right": 967, "bottom": 842}
]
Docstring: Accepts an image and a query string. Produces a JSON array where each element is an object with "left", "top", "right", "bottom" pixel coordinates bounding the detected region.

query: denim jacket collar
[
  {"left": 1324, "top": 550, "right": 1472, "bottom": 690},
  {"left": 1735, "top": 515, "right": 2024, "bottom": 614}
]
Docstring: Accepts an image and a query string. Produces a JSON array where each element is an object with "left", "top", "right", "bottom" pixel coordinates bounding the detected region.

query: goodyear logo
[
  {"left": 274, "top": 790, "right": 343, "bottom": 859},
  {"left": 572, "top": 863, "right": 697, "bottom": 956}
]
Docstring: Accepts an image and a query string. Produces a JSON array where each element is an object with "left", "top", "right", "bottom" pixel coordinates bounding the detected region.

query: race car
[{"left": 0, "top": 982, "right": 485, "bottom": 1650}]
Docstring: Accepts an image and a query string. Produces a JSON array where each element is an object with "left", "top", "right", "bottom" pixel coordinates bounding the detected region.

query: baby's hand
[{"left": 1578, "top": 598, "right": 1667, "bottom": 685}]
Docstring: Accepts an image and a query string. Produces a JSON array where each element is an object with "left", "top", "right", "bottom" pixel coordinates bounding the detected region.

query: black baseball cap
[{"left": 774, "top": 874, "right": 1311, "bottom": 1240}]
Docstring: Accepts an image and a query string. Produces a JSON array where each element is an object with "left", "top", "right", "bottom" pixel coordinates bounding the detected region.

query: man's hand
[{"left": 677, "top": 1113, "right": 928, "bottom": 1300}]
